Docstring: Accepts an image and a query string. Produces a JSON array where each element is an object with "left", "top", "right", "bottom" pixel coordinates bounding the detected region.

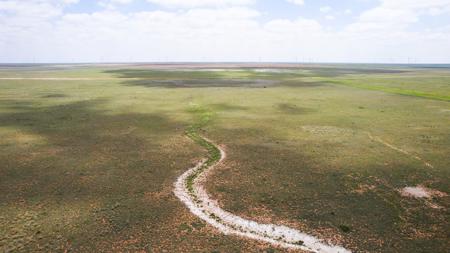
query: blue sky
[{"left": 1, "top": 0, "right": 450, "bottom": 63}]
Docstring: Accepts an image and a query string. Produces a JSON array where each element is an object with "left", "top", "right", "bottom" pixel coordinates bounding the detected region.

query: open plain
[{"left": 0, "top": 63, "right": 449, "bottom": 252}]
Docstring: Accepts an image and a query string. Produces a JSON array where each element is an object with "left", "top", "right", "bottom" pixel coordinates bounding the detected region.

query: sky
[{"left": 1, "top": 0, "right": 450, "bottom": 63}]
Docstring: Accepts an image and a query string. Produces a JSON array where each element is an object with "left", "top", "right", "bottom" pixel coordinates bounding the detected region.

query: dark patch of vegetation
[
  {"left": 122, "top": 79, "right": 278, "bottom": 88},
  {"left": 294, "top": 240, "right": 304, "bottom": 245},
  {"left": 277, "top": 103, "right": 315, "bottom": 115},
  {"left": 104, "top": 68, "right": 324, "bottom": 89},
  {"left": 191, "top": 221, "right": 205, "bottom": 230},
  {"left": 209, "top": 103, "right": 248, "bottom": 111},
  {"left": 180, "top": 223, "right": 193, "bottom": 233},
  {"left": 184, "top": 127, "right": 221, "bottom": 195},
  {"left": 339, "top": 225, "right": 352, "bottom": 233},
  {"left": 42, "top": 94, "right": 68, "bottom": 98},
  {"left": 264, "top": 248, "right": 276, "bottom": 253}
]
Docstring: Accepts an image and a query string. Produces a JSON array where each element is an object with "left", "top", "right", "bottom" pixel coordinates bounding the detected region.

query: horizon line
[{"left": 1, "top": 61, "right": 450, "bottom": 65}]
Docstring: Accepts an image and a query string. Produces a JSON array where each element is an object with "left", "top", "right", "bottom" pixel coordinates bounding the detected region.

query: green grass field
[{"left": 0, "top": 64, "right": 449, "bottom": 252}]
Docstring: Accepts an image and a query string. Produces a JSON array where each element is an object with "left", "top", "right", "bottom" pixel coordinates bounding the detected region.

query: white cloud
[
  {"left": 99, "top": 0, "right": 134, "bottom": 9},
  {"left": 381, "top": 0, "right": 450, "bottom": 10},
  {"left": 286, "top": 0, "right": 304, "bottom": 6},
  {"left": 348, "top": 0, "right": 450, "bottom": 33},
  {"left": 0, "top": 0, "right": 449, "bottom": 63},
  {"left": 146, "top": 0, "right": 255, "bottom": 8},
  {"left": 320, "top": 6, "right": 331, "bottom": 13},
  {"left": 265, "top": 18, "right": 322, "bottom": 33},
  {"left": 111, "top": 0, "right": 133, "bottom": 3}
]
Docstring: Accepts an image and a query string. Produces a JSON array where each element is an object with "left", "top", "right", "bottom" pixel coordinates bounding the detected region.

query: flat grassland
[{"left": 0, "top": 64, "right": 449, "bottom": 252}]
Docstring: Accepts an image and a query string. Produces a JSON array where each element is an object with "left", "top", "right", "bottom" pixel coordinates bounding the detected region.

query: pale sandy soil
[{"left": 174, "top": 136, "right": 351, "bottom": 253}]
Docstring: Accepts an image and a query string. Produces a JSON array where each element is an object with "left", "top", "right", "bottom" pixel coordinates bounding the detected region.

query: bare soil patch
[{"left": 400, "top": 186, "right": 447, "bottom": 199}]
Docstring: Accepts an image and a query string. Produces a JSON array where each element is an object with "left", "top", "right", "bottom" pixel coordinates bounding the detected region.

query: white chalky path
[
  {"left": 174, "top": 136, "right": 351, "bottom": 253},
  {"left": 367, "top": 133, "right": 434, "bottom": 168}
]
